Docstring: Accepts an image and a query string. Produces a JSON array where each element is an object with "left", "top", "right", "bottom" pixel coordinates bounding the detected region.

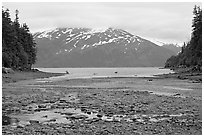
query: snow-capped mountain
[{"left": 33, "top": 27, "right": 176, "bottom": 67}]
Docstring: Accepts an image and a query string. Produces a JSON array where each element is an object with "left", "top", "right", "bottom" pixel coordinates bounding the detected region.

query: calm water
[{"left": 37, "top": 67, "right": 173, "bottom": 79}]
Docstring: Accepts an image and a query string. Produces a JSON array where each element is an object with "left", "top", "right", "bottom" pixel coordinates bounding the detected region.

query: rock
[
  {"left": 66, "top": 71, "right": 69, "bottom": 74},
  {"left": 49, "top": 119, "right": 57, "bottom": 122},
  {"left": 49, "top": 100, "right": 56, "bottom": 103},
  {"left": 113, "top": 117, "right": 120, "bottom": 122},
  {"left": 42, "top": 115, "right": 48, "bottom": 118},
  {"left": 29, "top": 120, "right": 39, "bottom": 124},
  {"left": 131, "top": 118, "right": 138, "bottom": 122},
  {"left": 38, "top": 104, "right": 47, "bottom": 108},
  {"left": 17, "top": 125, "right": 24, "bottom": 128},
  {"left": 2, "top": 67, "right": 14, "bottom": 74},
  {"left": 63, "top": 112, "right": 74, "bottom": 116},
  {"left": 103, "top": 117, "right": 113, "bottom": 122},
  {"left": 173, "top": 93, "right": 181, "bottom": 96},
  {"left": 31, "top": 68, "right": 39, "bottom": 72},
  {"left": 2, "top": 115, "right": 11, "bottom": 126},
  {"left": 59, "top": 100, "right": 66, "bottom": 103},
  {"left": 96, "top": 114, "right": 103, "bottom": 118},
  {"left": 135, "top": 110, "right": 142, "bottom": 113},
  {"left": 34, "top": 109, "right": 41, "bottom": 112},
  {"left": 85, "top": 118, "right": 100, "bottom": 123},
  {"left": 69, "top": 114, "right": 88, "bottom": 120},
  {"left": 91, "top": 118, "right": 100, "bottom": 122},
  {"left": 51, "top": 105, "right": 56, "bottom": 109},
  {"left": 141, "top": 102, "right": 149, "bottom": 105},
  {"left": 2, "top": 67, "right": 7, "bottom": 74}
]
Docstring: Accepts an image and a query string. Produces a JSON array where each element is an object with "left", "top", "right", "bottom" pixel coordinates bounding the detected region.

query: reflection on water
[{"left": 9, "top": 106, "right": 192, "bottom": 127}]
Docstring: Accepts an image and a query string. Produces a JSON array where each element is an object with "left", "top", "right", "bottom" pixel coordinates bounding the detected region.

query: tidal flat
[{"left": 2, "top": 72, "right": 202, "bottom": 135}]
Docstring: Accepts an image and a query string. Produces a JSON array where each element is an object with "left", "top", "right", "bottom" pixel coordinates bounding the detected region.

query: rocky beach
[{"left": 2, "top": 71, "right": 202, "bottom": 135}]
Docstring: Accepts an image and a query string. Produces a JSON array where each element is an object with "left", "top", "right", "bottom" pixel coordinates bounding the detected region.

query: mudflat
[
  {"left": 2, "top": 71, "right": 202, "bottom": 135},
  {"left": 2, "top": 71, "right": 64, "bottom": 84}
]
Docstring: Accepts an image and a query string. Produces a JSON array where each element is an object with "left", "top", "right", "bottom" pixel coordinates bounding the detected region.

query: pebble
[{"left": 2, "top": 81, "right": 202, "bottom": 135}]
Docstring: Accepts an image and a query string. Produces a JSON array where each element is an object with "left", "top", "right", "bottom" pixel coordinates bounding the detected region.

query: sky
[{"left": 2, "top": 2, "right": 202, "bottom": 45}]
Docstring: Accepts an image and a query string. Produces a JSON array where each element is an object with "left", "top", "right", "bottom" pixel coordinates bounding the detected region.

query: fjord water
[{"left": 37, "top": 67, "right": 173, "bottom": 79}]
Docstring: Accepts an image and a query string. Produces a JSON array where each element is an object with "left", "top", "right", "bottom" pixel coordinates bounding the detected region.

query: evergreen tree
[
  {"left": 2, "top": 8, "right": 16, "bottom": 68},
  {"left": 181, "top": 42, "right": 186, "bottom": 53},
  {"left": 165, "top": 5, "right": 202, "bottom": 71},
  {"left": 191, "top": 5, "right": 202, "bottom": 66},
  {"left": 2, "top": 7, "right": 37, "bottom": 70},
  {"left": 20, "top": 23, "right": 37, "bottom": 69}
]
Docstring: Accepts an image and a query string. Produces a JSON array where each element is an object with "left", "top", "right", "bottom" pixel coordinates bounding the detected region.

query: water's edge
[{"left": 36, "top": 67, "right": 173, "bottom": 80}]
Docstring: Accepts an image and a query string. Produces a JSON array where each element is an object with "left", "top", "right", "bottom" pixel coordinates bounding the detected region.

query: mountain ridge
[
  {"left": 162, "top": 44, "right": 181, "bottom": 55},
  {"left": 33, "top": 27, "right": 177, "bottom": 68}
]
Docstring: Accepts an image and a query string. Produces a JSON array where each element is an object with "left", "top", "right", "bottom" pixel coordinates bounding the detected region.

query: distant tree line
[
  {"left": 2, "top": 8, "right": 37, "bottom": 70},
  {"left": 165, "top": 5, "right": 202, "bottom": 71}
]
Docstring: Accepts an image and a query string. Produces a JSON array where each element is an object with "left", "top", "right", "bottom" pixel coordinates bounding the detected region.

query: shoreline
[
  {"left": 2, "top": 70, "right": 65, "bottom": 84},
  {"left": 2, "top": 69, "right": 201, "bottom": 84}
]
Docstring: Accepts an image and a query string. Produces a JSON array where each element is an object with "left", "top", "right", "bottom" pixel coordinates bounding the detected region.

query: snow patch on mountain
[
  {"left": 37, "top": 28, "right": 60, "bottom": 39},
  {"left": 62, "top": 28, "right": 72, "bottom": 34},
  {"left": 87, "top": 28, "right": 108, "bottom": 34},
  {"left": 37, "top": 32, "right": 49, "bottom": 39},
  {"left": 85, "top": 35, "right": 91, "bottom": 40},
  {"left": 68, "top": 49, "right": 73, "bottom": 52},
  {"left": 81, "top": 45, "right": 87, "bottom": 50}
]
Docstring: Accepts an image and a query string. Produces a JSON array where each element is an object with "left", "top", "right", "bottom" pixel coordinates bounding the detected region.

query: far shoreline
[
  {"left": 2, "top": 70, "right": 65, "bottom": 84},
  {"left": 2, "top": 67, "right": 201, "bottom": 84}
]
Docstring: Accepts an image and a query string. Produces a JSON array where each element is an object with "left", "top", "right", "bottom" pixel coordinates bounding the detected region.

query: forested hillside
[
  {"left": 2, "top": 8, "right": 37, "bottom": 70},
  {"left": 165, "top": 6, "right": 202, "bottom": 72}
]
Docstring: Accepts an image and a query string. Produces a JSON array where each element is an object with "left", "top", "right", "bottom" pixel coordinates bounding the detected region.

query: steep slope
[
  {"left": 33, "top": 27, "right": 176, "bottom": 67},
  {"left": 162, "top": 44, "right": 181, "bottom": 55}
]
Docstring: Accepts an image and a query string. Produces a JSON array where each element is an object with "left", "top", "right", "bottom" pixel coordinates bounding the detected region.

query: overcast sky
[{"left": 2, "top": 2, "right": 202, "bottom": 44}]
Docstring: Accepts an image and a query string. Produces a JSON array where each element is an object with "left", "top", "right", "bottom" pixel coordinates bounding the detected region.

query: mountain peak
[
  {"left": 88, "top": 27, "right": 109, "bottom": 34},
  {"left": 33, "top": 27, "right": 177, "bottom": 67}
]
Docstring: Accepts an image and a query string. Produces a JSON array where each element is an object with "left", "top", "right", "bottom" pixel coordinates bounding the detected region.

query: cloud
[{"left": 2, "top": 2, "right": 201, "bottom": 43}]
